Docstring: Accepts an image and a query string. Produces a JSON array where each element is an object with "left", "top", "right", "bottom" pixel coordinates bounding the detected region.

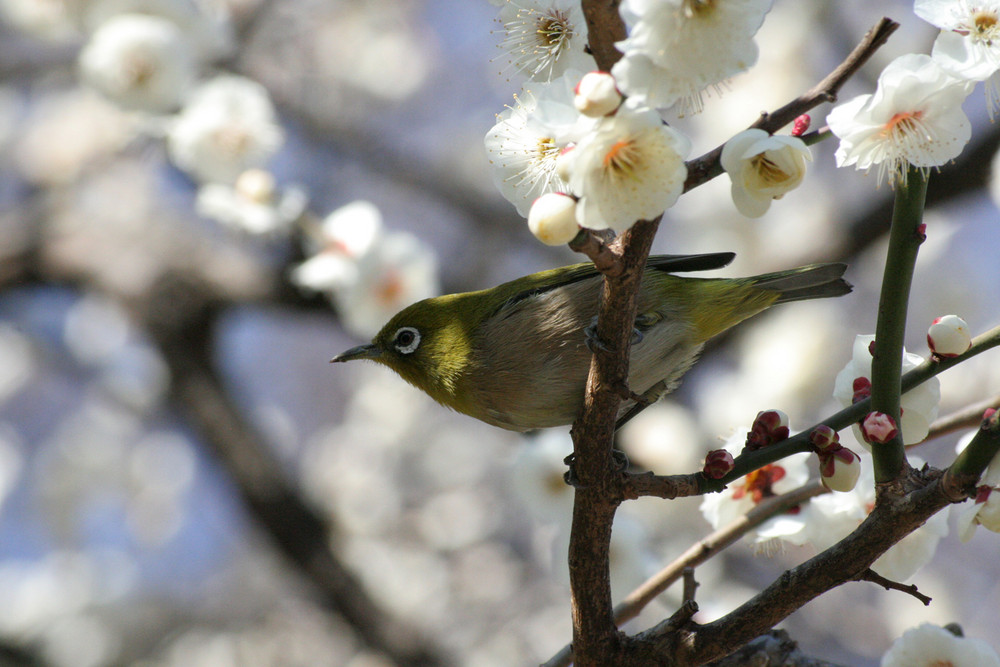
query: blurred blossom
[
  {"left": 618, "top": 402, "right": 704, "bottom": 474},
  {"left": 881, "top": 623, "right": 1000, "bottom": 667},
  {"left": 292, "top": 201, "right": 439, "bottom": 338},
  {"left": 494, "top": 0, "right": 594, "bottom": 82},
  {"left": 167, "top": 75, "right": 284, "bottom": 184},
  {"left": 97, "top": 342, "right": 170, "bottom": 412},
  {"left": 485, "top": 71, "right": 591, "bottom": 217},
  {"left": 955, "top": 431, "right": 1000, "bottom": 541},
  {"left": 611, "top": 0, "right": 773, "bottom": 113},
  {"left": 63, "top": 293, "right": 130, "bottom": 365},
  {"left": 0, "top": 325, "right": 35, "bottom": 403},
  {"left": 416, "top": 488, "right": 499, "bottom": 550},
  {"left": 196, "top": 170, "right": 308, "bottom": 236},
  {"left": 0, "top": 426, "right": 24, "bottom": 513},
  {"left": 79, "top": 13, "right": 197, "bottom": 113},
  {"left": 699, "top": 429, "right": 812, "bottom": 549},
  {"left": 78, "top": 0, "right": 234, "bottom": 60},
  {"left": 833, "top": 334, "right": 940, "bottom": 447},
  {"left": 0, "top": 0, "right": 78, "bottom": 39},
  {"left": 14, "top": 89, "right": 131, "bottom": 185},
  {"left": 509, "top": 429, "right": 574, "bottom": 523},
  {"left": 808, "top": 454, "right": 949, "bottom": 582}
]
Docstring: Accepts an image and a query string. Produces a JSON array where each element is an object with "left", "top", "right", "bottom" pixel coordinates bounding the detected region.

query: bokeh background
[{"left": 0, "top": 0, "right": 999, "bottom": 665}]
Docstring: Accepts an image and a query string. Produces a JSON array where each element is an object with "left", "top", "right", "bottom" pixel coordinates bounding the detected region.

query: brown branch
[
  {"left": 581, "top": 0, "right": 628, "bottom": 71},
  {"left": 684, "top": 17, "right": 899, "bottom": 191},
  {"left": 920, "top": 393, "right": 1000, "bottom": 443},
  {"left": 621, "top": 471, "right": 704, "bottom": 499},
  {"left": 857, "top": 569, "right": 932, "bottom": 605}
]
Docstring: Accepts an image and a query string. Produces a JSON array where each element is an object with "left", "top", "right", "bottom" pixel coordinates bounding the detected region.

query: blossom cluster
[{"left": 486, "top": 0, "right": 813, "bottom": 240}]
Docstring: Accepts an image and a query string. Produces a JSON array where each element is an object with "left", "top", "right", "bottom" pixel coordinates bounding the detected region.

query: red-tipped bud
[
  {"left": 703, "top": 449, "right": 735, "bottom": 479},
  {"left": 809, "top": 424, "right": 841, "bottom": 452},
  {"left": 746, "top": 409, "right": 790, "bottom": 450},
  {"left": 868, "top": 340, "right": 877, "bottom": 357},
  {"left": 927, "top": 314, "right": 971, "bottom": 358},
  {"left": 819, "top": 447, "right": 861, "bottom": 492},
  {"left": 861, "top": 411, "right": 898, "bottom": 444},
  {"left": 851, "top": 376, "right": 872, "bottom": 404},
  {"left": 791, "top": 114, "right": 811, "bottom": 137},
  {"left": 527, "top": 193, "right": 580, "bottom": 246}
]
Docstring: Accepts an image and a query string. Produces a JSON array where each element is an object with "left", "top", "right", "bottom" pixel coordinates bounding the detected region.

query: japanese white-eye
[{"left": 332, "top": 252, "right": 851, "bottom": 431}]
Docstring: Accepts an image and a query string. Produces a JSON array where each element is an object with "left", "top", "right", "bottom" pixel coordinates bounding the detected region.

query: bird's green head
[{"left": 331, "top": 293, "right": 478, "bottom": 407}]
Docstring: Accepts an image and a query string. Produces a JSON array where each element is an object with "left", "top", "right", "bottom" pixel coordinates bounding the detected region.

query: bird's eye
[{"left": 392, "top": 326, "right": 421, "bottom": 354}]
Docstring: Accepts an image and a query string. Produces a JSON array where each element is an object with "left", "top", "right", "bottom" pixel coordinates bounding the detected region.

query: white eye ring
[{"left": 392, "top": 327, "right": 421, "bottom": 354}]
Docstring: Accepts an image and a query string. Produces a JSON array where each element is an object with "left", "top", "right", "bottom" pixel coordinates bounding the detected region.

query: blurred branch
[{"left": 924, "top": 393, "right": 1000, "bottom": 441}]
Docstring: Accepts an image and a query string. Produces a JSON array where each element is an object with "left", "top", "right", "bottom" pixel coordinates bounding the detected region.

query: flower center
[
  {"left": 732, "top": 464, "right": 786, "bottom": 504},
  {"left": 683, "top": 0, "right": 716, "bottom": 19},
  {"left": 375, "top": 269, "right": 404, "bottom": 306},
  {"left": 536, "top": 10, "right": 572, "bottom": 51},
  {"left": 602, "top": 138, "right": 641, "bottom": 177},
  {"left": 750, "top": 153, "right": 791, "bottom": 186},
  {"left": 969, "top": 9, "right": 1000, "bottom": 45}
]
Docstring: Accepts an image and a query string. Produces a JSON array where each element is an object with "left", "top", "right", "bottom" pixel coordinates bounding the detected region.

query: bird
[{"left": 331, "top": 252, "right": 851, "bottom": 431}]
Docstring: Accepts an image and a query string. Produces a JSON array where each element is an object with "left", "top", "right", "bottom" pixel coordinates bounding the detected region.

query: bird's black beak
[{"left": 331, "top": 343, "right": 381, "bottom": 363}]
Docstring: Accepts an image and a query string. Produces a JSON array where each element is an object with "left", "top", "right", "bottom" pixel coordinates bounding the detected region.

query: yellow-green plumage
[{"left": 332, "top": 252, "right": 851, "bottom": 431}]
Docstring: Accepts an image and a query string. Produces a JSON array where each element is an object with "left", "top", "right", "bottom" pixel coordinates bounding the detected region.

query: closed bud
[
  {"left": 235, "top": 169, "right": 277, "bottom": 204},
  {"left": 574, "top": 71, "right": 622, "bottom": 117},
  {"left": 819, "top": 447, "right": 861, "bottom": 492},
  {"left": 809, "top": 424, "right": 840, "bottom": 452},
  {"left": 792, "top": 114, "right": 811, "bottom": 137},
  {"left": 746, "top": 409, "right": 790, "bottom": 449},
  {"left": 703, "top": 449, "right": 735, "bottom": 479},
  {"left": 861, "top": 411, "right": 898, "bottom": 444},
  {"left": 927, "top": 314, "right": 971, "bottom": 358},
  {"left": 851, "top": 376, "right": 872, "bottom": 404},
  {"left": 527, "top": 193, "right": 580, "bottom": 246}
]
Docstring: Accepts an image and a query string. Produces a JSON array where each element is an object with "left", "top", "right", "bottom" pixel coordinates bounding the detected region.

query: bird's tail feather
[{"left": 751, "top": 263, "right": 853, "bottom": 303}]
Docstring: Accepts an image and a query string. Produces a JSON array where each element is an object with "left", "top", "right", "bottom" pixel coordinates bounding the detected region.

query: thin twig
[{"left": 857, "top": 569, "right": 932, "bottom": 605}]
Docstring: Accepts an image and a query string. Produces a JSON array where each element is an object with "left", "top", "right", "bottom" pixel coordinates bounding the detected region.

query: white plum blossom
[
  {"left": 833, "top": 334, "right": 941, "bottom": 447},
  {"left": 916, "top": 0, "right": 1000, "bottom": 116},
  {"left": 881, "top": 623, "right": 1000, "bottom": 667},
  {"left": 556, "top": 101, "right": 689, "bottom": 231},
  {"left": 720, "top": 128, "right": 811, "bottom": 218},
  {"left": 485, "top": 72, "right": 592, "bottom": 217},
  {"left": 167, "top": 75, "right": 284, "bottom": 184},
  {"left": 827, "top": 53, "right": 972, "bottom": 187},
  {"left": 611, "top": 0, "right": 774, "bottom": 113},
  {"left": 495, "top": 0, "right": 595, "bottom": 81},
  {"left": 808, "top": 454, "right": 949, "bottom": 582},
  {"left": 527, "top": 192, "right": 579, "bottom": 245},
  {"left": 699, "top": 430, "right": 812, "bottom": 548},
  {"left": 195, "top": 169, "right": 307, "bottom": 236},
  {"left": 79, "top": 13, "right": 196, "bottom": 113},
  {"left": 955, "top": 429, "right": 1000, "bottom": 541},
  {"left": 291, "top": 201, "right": 439, "bottom": 338}
]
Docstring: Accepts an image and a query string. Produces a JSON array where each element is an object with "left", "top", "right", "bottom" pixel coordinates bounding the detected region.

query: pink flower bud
[
  {"left": 861, "top": 411, "right": 898, "bottom": 444},
  {"left": 791, "top": 114, "right": 811, "bottom": 137},
  {"left": 746, "top": 409, "right": 790, "bottom": 450},
  {"left": 927, "top": 314, "right": 971, "bottom": 358},
  {"left": 809, "top": 424, "right": 841, "bottom": 452},
  {"left": 573, "top": 71, "right": 622, "bottom": 117},
  {"left": 703, "top": 449, "right": 735, "bottom": 479},
  {"left": 819, "top": 447, "right": 861, "bottom": 492},
  {"left": 527, "top": 193, "right": 580, "bottom": 246}
]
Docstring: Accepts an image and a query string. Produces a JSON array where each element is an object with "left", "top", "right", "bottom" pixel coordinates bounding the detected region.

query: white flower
[
  {"left": 291, "top": 201, "right": 439, "bottom": 338},
  {"left": 167, "top": 75, "right": 284, "bottom": 184},
  {"left": 826, "top": 53, "right": 972, "bottom": 187},
  {"left": 818, "top": 447, "right": 861, "bottom": 492},
  {"left": 699, "top": 430, "right": 812, "bottom": 548},
  {"left": 720, "top": 128, "right": 811, "bottom": 218},
  {"left": 927, "top": 314, "right": 972, "bottom": 357},
  {"left": 195, "top": 170, "right": 307, "bottom": 236},
  {"left": 955, "top": 432, "right": 1000, "bottom": 541},
  {"left": 833, "top": 334, "right": 940, "bottom": 446},
  {"left": 916, "top": 0, "right": 1000, "bottom": 116},
  {"left": 808, "top": 454, "right": 949, "bottom": 582},
  {"left": 527, "top": 192, "right": 579, "bottom": 245},
  {"left": 495, "top": 0, "right": 595, "bottom": 81},
  {"left": 0, "top": 0, "right": 76, "bottom": 41},
  {"left": 79, "top": 13, "right": 196, "bottom": 112},
  {"left": 557, "top": 102, "right": 689, "bottom": 231},
  {"left": 611, "top": 0, "right": 774, "bottom": 113},
  {"left": 485, "top": 72, "right": 592, "bottom": 217},
  {"left": 881, "top": 623, "right": 1000, "bottom": 667}
]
